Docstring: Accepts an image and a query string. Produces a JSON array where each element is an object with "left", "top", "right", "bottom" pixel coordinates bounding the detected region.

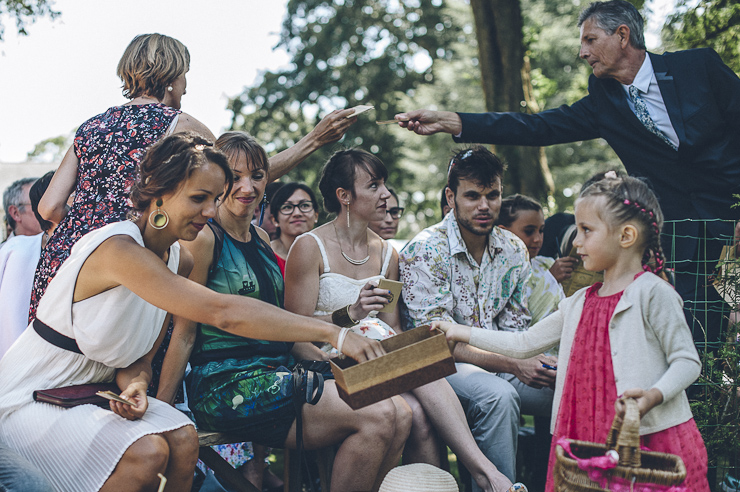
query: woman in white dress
[
  {"left": 0, "top": 133, "right": 383, "bottom": 492},
  {"left": 285, "top": 148, "right": 513, "bottom": 492}
]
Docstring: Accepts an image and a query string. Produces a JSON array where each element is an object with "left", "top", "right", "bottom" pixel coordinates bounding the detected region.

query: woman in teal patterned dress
[{"left": 157, "top": 132, "right": 412, "bottom": 492}]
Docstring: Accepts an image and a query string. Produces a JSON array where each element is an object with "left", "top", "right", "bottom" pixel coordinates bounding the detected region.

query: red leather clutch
[{"left": 33, "top": 383, "right": 119, "bottom": 408}]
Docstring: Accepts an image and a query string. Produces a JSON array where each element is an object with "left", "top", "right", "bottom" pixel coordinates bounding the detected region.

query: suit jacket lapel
[
  {"left": 650, "top": 52, "right": 686, "bottom": 143},
  {"left": 603, "top": 78, "right": 648, "bottom": 135}
]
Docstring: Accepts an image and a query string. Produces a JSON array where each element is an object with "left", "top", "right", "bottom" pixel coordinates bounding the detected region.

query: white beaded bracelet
[{"left": 336, "top": 327, "right": 351, "bottom": 354}]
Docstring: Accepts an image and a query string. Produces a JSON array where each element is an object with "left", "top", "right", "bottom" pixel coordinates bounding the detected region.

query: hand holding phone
[{"left": 377, "top": 278, "right": 403, "bottom": 313}]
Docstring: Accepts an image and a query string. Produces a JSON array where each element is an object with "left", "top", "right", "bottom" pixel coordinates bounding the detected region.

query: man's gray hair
[
  {"left": 3, "top": 177, "right": 38, "bottom": 231},
  {"left": 578, "top": 0, "right": 646, "bottom": 50}
]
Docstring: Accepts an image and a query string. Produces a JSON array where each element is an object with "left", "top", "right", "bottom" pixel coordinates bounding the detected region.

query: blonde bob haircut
[{"left": 117, "top": 33, "right": 190, "bottom": 101}]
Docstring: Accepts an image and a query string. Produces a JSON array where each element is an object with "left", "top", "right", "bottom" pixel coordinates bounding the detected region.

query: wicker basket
[{"left": 553, "top": 398, "right": 687, "bottom": 491}]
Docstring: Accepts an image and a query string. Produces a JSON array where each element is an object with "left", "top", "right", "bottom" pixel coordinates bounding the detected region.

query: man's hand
[
  {"left": 512, "top": 356, "right": 557, "bottom": 389},
  {"left": 395, "top": 110, "right": 462, "bottom": 136},
  {"left": 549, "top": 257, "right": 578, "bottom": 283}
]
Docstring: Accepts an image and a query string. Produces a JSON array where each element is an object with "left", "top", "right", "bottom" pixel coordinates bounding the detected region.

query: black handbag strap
[
  {"left": 33, "top": 319, "right": 82, "bottom": 354},
  {"left": 292, "top": 361, "right": 327, "bottom": 492}
]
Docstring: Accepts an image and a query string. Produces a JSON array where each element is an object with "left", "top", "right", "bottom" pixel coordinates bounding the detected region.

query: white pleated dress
[{"left": 0, "top": 221, "right": 194, "bottom": 492}]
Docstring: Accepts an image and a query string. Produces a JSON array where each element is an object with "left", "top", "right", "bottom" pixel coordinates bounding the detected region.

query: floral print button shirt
[{"left": 400, "top": 212, "right": 531, "bottom": 332}]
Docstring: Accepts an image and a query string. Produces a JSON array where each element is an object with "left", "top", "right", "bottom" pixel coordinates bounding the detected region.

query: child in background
[
  {"left": 434, "top": 176, "right": 709, "bottom": 491},
  {"left": 497, "top": 194, "right": 569, "bottom": 327}
]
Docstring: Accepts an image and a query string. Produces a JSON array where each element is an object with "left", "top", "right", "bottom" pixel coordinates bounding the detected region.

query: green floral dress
[{"left": 187, "top": 221, "right": 298, "bottom": 447}]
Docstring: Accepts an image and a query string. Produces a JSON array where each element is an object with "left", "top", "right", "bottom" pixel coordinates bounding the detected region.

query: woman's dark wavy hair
[
  {"left": 270, "top": 182, "right": 319, "bottom": 218},
  {"left": 318, "top": 148, "right": 388, "bottom": 214},
  {"left": 578, "top": 175, "right": 665, "bottom": 273},
  {"left": 496, "top": 194, "right": 543, "bottom": 228},
  {"left": 130, "top": 132, "right": 233, "bottom": 214}
]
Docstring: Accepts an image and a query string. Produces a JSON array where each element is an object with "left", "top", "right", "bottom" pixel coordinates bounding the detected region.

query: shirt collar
[
  {"left": 623, "top": 54, "right": 654, "bottom": 95},
  {"left": 444, "top": 211, "right": 504, "bottom": 260}
]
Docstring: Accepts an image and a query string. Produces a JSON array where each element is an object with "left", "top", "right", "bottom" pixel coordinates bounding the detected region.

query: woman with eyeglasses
[
  {"left": 270, "top": 183, "right": 320, "bottom": 263},
  {"left": 368, "top": 187, "right": 403, "bottom": 240},
  {"left": 157, "top": 135, "right": 411, "bottom": 492}
]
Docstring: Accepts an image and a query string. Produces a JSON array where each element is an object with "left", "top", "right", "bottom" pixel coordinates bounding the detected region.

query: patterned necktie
[{"left": 628, "top": 85, "right": 678, "bottom": 150}]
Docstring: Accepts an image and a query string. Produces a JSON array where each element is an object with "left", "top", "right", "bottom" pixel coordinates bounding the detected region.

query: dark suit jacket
[{"left": 456, "top": 48, "right": 740, "bottom": 260}]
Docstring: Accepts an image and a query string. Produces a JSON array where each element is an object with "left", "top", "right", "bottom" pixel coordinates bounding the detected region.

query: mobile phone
[
  {"left": 96, "top": 390, "right": 134, "bottom": 406},
  {"left": 377, "top": 278, "right": 403, "bottom": 313}
]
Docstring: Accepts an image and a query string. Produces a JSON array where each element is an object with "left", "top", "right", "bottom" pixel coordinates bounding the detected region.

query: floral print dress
[{"left": 29, "top": 103, "right": 180, "bottom": 321}]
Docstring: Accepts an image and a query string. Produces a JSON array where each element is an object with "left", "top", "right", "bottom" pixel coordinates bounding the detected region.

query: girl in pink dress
[{"left": 433, "top": 175, "right": 709, "bottom": 491}]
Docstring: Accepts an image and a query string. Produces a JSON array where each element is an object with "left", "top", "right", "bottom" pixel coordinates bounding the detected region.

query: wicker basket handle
[{"left": 605, "top": 397, "right": 642, "bottom": 468}]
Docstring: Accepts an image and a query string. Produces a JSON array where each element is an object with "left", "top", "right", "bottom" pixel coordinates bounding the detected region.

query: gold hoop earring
[
  {"left": 346, "top": 201, "right": 351, "bottom": 228},
  {"left": 148, "top": 199, "right": 169, "bottom": 230}
]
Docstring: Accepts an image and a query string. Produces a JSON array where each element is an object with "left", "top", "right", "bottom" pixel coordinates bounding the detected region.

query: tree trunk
[{"left": 469, "top": 0, "right": 554, "bottom": 199}]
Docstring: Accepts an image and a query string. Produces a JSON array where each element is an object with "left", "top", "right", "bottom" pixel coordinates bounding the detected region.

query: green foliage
[
  {"left": 664, "top": 0, "right": 740, "bottom": 73},
  {"left": 228, "top": 0, "right": 466, "bottom": 237},
  {"left": 0, "top": 0, "right": 59, "bottom": 40},
  {"left": 228, "top": 0, "right": 458, "bottom": 186},
  {"left": 26, "top": 133, "right": 70, "bottom": 162},
  {"left": 521, "top": 0, "right": 623, "bottom": 214},
  {"left": 690, "top": 331, "right": 740, "bottom": 468}
]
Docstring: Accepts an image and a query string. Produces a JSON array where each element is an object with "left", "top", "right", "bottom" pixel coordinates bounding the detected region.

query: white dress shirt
[{"left": 622, "top": 55, "right": 680, "bottom": 149}]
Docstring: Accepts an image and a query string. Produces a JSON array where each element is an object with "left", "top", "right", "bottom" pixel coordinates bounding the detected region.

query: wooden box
[{"left": 330, "top": 325, "right": 456, "bottom": 409}]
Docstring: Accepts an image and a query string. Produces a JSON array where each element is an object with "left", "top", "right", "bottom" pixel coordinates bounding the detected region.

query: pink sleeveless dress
[{"left": 545, "top": 280, "right": 709, "bottom": 492}]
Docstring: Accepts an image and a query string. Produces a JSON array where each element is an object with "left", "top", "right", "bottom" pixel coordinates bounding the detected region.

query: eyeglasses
[
  {"left": 279, "top": 201, "right": 314, "bottom": 215},
  {"left": 386, "top": 207, "right": 404, "bottom": 219},
  {"left": 447, "top": 149, "right": 474, "bottom": 177}
]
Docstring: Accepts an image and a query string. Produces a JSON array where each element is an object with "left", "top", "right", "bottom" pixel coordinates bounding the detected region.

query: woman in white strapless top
[{"left": 285, "top": 149, "right": 513, "bottom": 492}]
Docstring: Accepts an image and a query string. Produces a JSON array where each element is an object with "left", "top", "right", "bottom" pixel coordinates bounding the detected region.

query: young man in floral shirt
[{"left": 400, "top": 146, "right": 556, "bottom": 485}]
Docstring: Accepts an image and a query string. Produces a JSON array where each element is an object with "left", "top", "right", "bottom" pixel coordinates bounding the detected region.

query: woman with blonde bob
[
  {"left": 0, "top": 133, "right": 384, "bottom": 491},
  {"left": 30, "top": 33, "right": 213, "bottom": 320},
  {"left": 31, "top": 33, "right": 357, "bottom": 321}
]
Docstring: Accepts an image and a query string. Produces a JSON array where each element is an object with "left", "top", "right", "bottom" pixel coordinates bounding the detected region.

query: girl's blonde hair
[
  {"left": 117, "top": 33, "right": 190, "bottom": 101},
  {"left": 578, "top": 175, "right": 665, "bottom": 273}
]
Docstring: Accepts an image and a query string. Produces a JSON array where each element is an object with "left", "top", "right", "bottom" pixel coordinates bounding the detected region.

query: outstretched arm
[
  {"left": 268, "top": 109, "right": 356, "bottom": 180},
  {"left": 79, "top": 234, "right": 385, "bottom": 362},
  {"left": 394, "top": 110, "right": 462, "bottom": 136}
]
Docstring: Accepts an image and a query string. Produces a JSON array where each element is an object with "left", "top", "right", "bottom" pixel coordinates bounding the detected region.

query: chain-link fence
[{"left": 664, "top": 218, "right": 739, "bottom": 491}]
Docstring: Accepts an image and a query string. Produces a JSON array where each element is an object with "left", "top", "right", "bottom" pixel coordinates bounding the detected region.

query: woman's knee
[
  {"left": 361, "top": 397, "right": 411, "bottom": 441},
  {"left": 165, "top": 425, "right": 199, "bottom": 463},
  {"left": 127, "top": 434, "right": 170, "bottom": 473}
]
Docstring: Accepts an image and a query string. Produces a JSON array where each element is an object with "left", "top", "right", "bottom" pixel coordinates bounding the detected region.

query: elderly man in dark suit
[{"left": 396, "top": 0, "right": 740, "bottom": 343}]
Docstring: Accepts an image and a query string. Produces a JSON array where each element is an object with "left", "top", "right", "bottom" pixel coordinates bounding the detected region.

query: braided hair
[
  {"left": 578, "top": 175, "right": 665, "bottom": 274},
  {"left": 130, "top": 132, "right": 233, "bottom": 215}
]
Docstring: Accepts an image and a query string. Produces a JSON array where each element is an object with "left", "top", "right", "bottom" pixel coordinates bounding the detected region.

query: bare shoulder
[
  {"left": 254, "top": 225, "right": 271, "bottom": 244},
  {"left": 174, "top": 112, "right": 216, "bottom": 142},
  {"left": 291, "top": 231, "right": 321, "bottom": 261},
  {"left": 181, "top": 224, "right": 216, "bottom": 270}
]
